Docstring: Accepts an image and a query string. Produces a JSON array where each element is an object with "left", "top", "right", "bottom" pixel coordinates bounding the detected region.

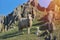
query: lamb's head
[{"left": 27, "top": 13, "right": 33, "bottom": 21}]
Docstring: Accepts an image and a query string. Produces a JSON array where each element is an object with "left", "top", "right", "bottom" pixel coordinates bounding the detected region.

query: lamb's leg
[
  {"left": 4, "top": 25, "right": 7, "bottom": 31},
  {"left": 18, "top": 28, "right": 22, "bottom": 33},
  {"left": 28, "top": 27, "right": 30, "bottom": 34},
  {"left": 36, "top": 27, "right": 40, "bottom": 36}
]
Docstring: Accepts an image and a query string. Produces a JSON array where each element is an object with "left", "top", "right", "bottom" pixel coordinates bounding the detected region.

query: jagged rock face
[
  {"left": 3, "top": 3, "right": 34, "bottom": 29},
  {"left": 14, "top": 3, "right": 34, "bottom": 19},
  {"left": 55, "top": 0, "right": 60, "bottom": 6},
  {"left": 2, "top": 2, "right": 34, "bottom": 27},
  {"left": 3, "top": 2, "right": 42, "bottom": 27},
  {"left": 4, "top": 11, "right": 18, "bottom": 28}
]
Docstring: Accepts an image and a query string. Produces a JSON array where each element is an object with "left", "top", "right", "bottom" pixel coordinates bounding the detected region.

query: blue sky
[
  {"left": 38, "top": 0, "right": 51, "bottom": 8},
  {"left": 0, "top": 0, "right": 51, "bottom": 16}
]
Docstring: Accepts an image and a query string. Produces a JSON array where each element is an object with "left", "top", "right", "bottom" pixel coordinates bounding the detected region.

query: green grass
[
  {"left": 0, "top": 20, "right": 40, "bottom": 40},
  {"left": 0, "top": 20, "right": 60, "bottom": 40},
  {"left": 0, "top": 27, "right": 40, "bottom": 40}
]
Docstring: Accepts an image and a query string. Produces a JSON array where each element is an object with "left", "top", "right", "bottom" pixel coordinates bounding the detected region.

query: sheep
[
  {"left": 18, "top": 13, "right": 32, "bottom": 34},
  {"left": 0, "top": 16, "right": 4, "bottom": 32}
]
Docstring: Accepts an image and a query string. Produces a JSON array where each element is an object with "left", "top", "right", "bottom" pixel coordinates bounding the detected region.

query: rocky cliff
[{"left": 0, "top": 1, "right": 60, "bottom": 29}]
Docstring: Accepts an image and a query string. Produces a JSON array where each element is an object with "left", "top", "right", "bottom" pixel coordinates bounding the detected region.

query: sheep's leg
[
  {"left": 5, "top": 26, "right": 7, "bottom": 31},
  {"left": 36, "top": 27, "right": 40, "bottom": 35},
  {"left": 20, "top": 29, "right": 22, "bottom": 33},
  {"left": 28, "top": 27, "right": 30, "bottom": 34},
  {"left": 48, "top": 33, "right": 53, "bottom": 40},
  {"left": 18, "top": 28, "right": 22, "bottom": 33}
]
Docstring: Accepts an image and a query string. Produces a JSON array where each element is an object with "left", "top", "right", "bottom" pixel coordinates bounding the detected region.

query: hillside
[{"left": 0, "top": 1, "right": 60, "bottom": 40}]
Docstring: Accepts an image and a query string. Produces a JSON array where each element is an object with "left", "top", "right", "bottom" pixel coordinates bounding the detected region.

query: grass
[
  {"left": 0, "top": 20, "right": 40, "bottom": 40},
  {"left": 0, "top": 19, "right": 60, "bottom": 40}
]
